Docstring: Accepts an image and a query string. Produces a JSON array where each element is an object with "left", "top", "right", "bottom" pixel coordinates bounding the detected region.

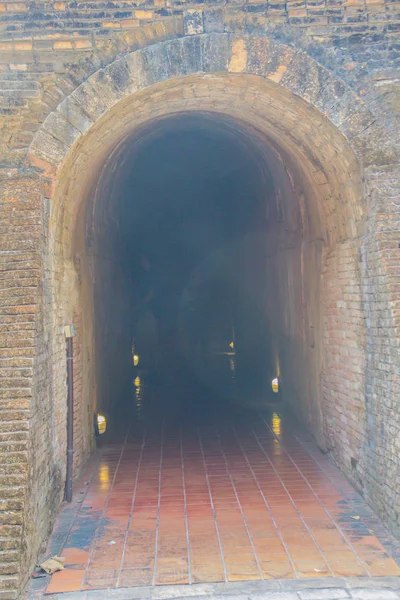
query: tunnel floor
[{"left": 41, "top": 376, "right": 400, "bottom": 595}]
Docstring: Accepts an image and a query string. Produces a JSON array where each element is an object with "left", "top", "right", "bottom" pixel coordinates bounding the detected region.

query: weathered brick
[{"left": 0, "top": 5, "right": 399, "bottom": 599}]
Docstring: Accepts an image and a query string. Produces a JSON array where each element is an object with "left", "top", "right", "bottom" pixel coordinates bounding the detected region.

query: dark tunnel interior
[{"left": 90, "top": 114, "right": 295, "bottom": 431}]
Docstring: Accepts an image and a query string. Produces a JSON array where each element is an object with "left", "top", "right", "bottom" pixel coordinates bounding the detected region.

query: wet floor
[{"left": 41, "top": 376, "right": 400, "bottom": 595}]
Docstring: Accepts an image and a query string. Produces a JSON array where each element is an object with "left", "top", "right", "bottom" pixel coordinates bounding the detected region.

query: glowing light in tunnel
[
  {"left": 272, "top": 412, "right": 281, "bottom": 436},
  {"left": 96, "top": 414, "right": 107, "bottom": 435},
  {"left": 134, "top": 376, "right": 141, "bottom": 388},
  {"left": 133, "top": 354, "right": 139, "bottom": 366},
  {"left": 99, "top": 463, "right": 110, "bottom": 490},
  {"left": 272, "top": 377, "right": 279, "bottom": 394}
]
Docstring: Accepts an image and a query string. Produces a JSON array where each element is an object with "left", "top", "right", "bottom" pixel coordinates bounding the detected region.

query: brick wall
[
  {"left": 362, "top": 169, "right": 400, "bottom": 530},
  {"left": 323, "top": 239, "right": 367, "bottom": 489},
  {"left": 0, "top": 174, "right": 44, "bottom": 597}
]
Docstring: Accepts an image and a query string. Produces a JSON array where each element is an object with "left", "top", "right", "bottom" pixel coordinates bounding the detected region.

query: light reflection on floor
[{"left": 42, "top": 367, "right": 400, "bottom": 594}]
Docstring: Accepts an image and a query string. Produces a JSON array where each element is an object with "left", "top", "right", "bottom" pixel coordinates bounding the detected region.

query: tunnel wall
[
  {"left": 323, "top": 240, "right": 367, "bottom": 481},
  {"left": 261, "top": 147, "right": 326, "bottom": 444},
  {"left": 0, "top": 20, "right": 399, "bottom": 599},
  {"left": 264, "top": 188, "right": 368, "bottom": 492},
  {"left": 88, "top": 162, "right": 137, "bottom": 418}
]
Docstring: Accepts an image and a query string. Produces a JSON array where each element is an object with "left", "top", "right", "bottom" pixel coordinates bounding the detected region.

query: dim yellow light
[
  {"left": 99, "top": 463, "right": 109, "bottom": 490},
  {"left": 97, "top": 413, "right": 107, "bottom": 435},
  {"left": 229, "top": 341, "right": 234, "bottom": 349},
  {"left": 272, "top": 412, "right": 281, "bottom": 436},
  {"left": 272, "top": 377, "right": 279, "bottom": 394},
  {"left": 134, "top": 376, "right": 141, "bottom": 387},
  {"left": 133, "top": 354, "right": 139, "bottom": 366}
]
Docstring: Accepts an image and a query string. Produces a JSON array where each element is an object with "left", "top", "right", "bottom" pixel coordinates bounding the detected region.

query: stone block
[
  {"left": 184, "top": 9, "right": 204, "bottom": 36},
  {"left": 57, "top": 95, "right": 94, "bottom": 135},
  {"left": 141, "top": 42, "right": 173, "bottom": 86},
  {"left": 42, "top": 111, "right": 80, "bottom": 148},
  {"left": 298, "top": 589, "right": 350, "bottom": 599},
  {"left": 125, "top": 49, "right": 152, "bottom": 90},
  {"left": 350, "top": 591, "right": 400, "bottom": 599},
  {"left": 202, "top": 33, "right": 230, "bottom": 73},
  {"left": 71, "top": 82, "right": 108, "bottom": 122},
  {"left": 29, "top": 129, "right": 68, "bottom": 166}
]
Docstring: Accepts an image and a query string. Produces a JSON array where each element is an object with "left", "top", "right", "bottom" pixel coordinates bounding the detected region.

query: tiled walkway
[{"left": 40, "top": 408, "right": 400, "bottom": 595}]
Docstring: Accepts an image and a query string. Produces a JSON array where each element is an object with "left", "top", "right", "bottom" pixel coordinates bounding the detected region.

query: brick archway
[
  {"left": 10, "top": 32, "right": 399, "bottom": 596},
  {"left": 29, "top": 33, "right": 394, "bottom": 174}
]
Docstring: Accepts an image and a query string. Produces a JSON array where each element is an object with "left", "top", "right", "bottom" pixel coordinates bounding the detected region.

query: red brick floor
[{"left": 44, "top": 409, "right": 400, "bottom": 594}]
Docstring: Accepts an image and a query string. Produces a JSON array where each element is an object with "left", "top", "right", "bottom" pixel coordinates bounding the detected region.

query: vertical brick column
[
  {"left": 0, "top": 172, "right": 45, "bottom": 599},
  {"left": 362, "top": 168, "right": 400, "bottom": 535},
  {"left": 322, "top": 238, "right": 366, "bottom": 485}
]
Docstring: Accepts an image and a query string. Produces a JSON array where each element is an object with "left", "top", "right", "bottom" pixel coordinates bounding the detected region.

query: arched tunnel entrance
[
  {"left": 92, "top": 113, "right": 292, "bottom": 428},
  {"left": 53, "top": 71, "right": 366, "bottom": 468},
  {"left": 41, "top": 74, "right": 400, "bottom": 594}
]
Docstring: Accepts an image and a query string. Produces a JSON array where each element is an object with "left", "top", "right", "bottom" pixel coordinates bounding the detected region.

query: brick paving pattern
[{"left": 40, "top": 410, "right": 400, "bottom": 595}]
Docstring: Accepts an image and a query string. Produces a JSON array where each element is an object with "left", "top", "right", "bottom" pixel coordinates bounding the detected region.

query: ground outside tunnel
[{"left": 28, "top": 388, "right": 400, "bottom": 598}]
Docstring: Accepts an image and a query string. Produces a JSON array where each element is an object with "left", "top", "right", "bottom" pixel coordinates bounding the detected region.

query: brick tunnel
[
  {"left": 35, "top": 99, "right": 400, "bottom": 593},
  {"left": 3, "top": 30, "right": 398, "bottom": 597}
]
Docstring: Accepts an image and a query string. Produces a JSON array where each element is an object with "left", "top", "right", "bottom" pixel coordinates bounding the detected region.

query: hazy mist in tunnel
[{"left": 92, "top": 115, "right": 285, "bottom": 423}]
